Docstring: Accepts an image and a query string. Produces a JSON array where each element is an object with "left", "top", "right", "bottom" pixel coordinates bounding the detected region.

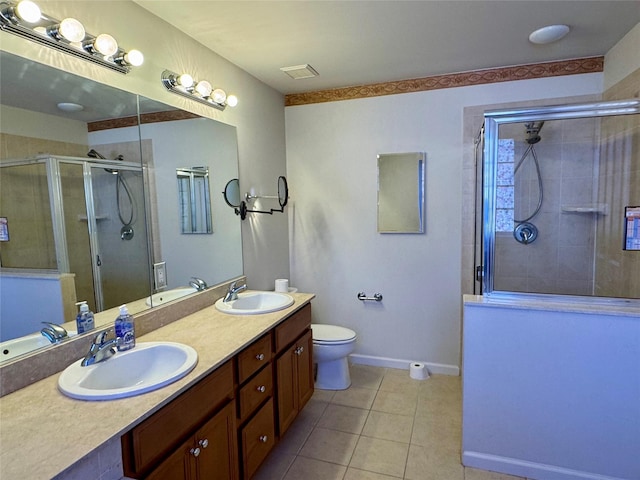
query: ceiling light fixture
[
  {"left": 528, "top": 24, "right": 570, "bottom": 44},
  {"left": 161, "top": 69, "right": 238, "bottom": 111},
  {"left": 57, "top": 102, "right": 84, "bottom": 112},
  {"left": 0, "top": 0, "right": 143, "bottom": 73},
  {"left": 280, "top": 64, "right": 319, "bottom": 80}
]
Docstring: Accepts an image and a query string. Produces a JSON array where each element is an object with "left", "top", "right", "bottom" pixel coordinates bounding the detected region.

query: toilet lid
[{"left": 311, "top": 324, "right": 357, "bottom": 343}]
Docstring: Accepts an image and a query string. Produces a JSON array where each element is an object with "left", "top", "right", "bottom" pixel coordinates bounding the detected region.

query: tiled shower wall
[
  {"left": 596, "top": 68, "right": 640, "bottom": 298},
  {"left": 0, "top": 134, "right": 88, "bottom": 270},
  {"left": 493, "top": 117, "right": 600, "bottom": 295}
]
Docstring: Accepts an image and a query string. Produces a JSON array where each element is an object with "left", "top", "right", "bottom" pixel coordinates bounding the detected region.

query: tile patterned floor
[{"left": 253, "top": 365, "right": 531, "bottom": 480}]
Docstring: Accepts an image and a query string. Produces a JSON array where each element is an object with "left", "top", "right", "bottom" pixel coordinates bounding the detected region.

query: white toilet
[{"left": 311, "top": 324, "right": 357, "bottom": 390}]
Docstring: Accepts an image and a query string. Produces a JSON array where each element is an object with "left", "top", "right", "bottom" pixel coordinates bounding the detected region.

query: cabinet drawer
[
  {"left": 122, "top": 361, "right": 234, "bottom": 477},
  {"left": 238, "top": 364, "right": 273, "bottom": 421},
  {"left": 241, "top": 398, "right": 275, "bottom": 480},
  {"left": 237, "top": 334, "right": 272, "bottom": 384},
  {"left": 275, "top": 304, "right": 311, "bottom": 353}
]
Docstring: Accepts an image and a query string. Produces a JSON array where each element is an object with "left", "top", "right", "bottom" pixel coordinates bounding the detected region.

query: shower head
[
  {"left": 524, "top": 121, "right": 544, "bottom": 144},
  {"left": 87, "top": 148, "right": 106, "bottom": 159}
]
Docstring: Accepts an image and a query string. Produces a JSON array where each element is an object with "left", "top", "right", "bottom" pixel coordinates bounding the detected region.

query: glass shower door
[
  {"left": 58, "top": 162, "right": 96, "bottom": 311},
  {"left": 87, "top": 165, "right": 151, "bottom": 311}
]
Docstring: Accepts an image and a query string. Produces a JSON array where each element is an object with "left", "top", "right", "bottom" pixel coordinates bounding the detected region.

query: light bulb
[
  {"left": 226, "top": 95, "right": 238, "bottom": 107},
  {"left": 58, "top": 18, "right": 85, "bottom": 42},
  {"left": 195, "top": 80, "right": 212, "bottom": 97},
  {"left": 93, "top": 33, "right": 118, "bottom": 56},
  {"left": 123, "top": 49, "right": 144, "bottom": 66},
  {"left": 15, "top": 0, "right": 41, "bottom": 23},
  {"left": 211, "top": 88, "right": 226, "bottom": 104},
  {"left": 177, "top": 73, "right": 194, "bottom": 88}
]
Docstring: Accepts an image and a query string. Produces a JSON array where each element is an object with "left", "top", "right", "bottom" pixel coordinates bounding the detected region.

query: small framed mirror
[
  {"left": 278, "top": 176, "right": 289, "bottom": 208},
  {"left": 377, "top": 152, "right": 426, "bottom": 233},
  {"left": 177, "top": 166, "right": 213, "bottom": 234}
]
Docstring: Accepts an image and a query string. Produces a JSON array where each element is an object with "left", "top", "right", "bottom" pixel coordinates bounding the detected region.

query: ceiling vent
[{"left": 280, "top": 64, "right": 319, "bottom": 80}]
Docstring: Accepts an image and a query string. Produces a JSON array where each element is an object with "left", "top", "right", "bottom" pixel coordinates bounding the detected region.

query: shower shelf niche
[{"left": 561, "top": 204, "right": 609, "bottom": 215}]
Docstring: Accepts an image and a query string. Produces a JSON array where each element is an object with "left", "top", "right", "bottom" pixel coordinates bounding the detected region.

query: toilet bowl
[{"left": 311, "top": 324, "right": 357, "bottom": 390}]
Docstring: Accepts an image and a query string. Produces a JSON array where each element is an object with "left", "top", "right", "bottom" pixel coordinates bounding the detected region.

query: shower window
[
  {"left": 495, "top": 139, "right": 515, "bottom": 232},
  {"left": 479, "top": 99, "right": 640, "bottom": 301}
]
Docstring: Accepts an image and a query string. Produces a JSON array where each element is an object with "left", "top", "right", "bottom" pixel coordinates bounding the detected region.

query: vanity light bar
[
  {"left": 0, "top": 1, "right": 143, "bottom": 74},
  {"left": 161, "top": 69, "right": 238, "bottom": 111}
]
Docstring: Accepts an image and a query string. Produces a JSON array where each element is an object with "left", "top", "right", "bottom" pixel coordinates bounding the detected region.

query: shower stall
[
  {"left": 0, "top": 155, "right": 151, "bottom": 312},
  {"left": 474, "top": 99, "right": 640, "bottom": 300}
]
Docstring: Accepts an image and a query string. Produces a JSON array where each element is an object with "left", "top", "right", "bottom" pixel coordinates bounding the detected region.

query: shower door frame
[{"left": 480, "top": 99, "right": 640, "bottom": 299}]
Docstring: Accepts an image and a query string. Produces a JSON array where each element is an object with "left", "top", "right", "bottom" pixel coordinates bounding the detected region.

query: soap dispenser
[
  {"left": 75, "top": 301, "right": 95, "bottom": 334},
  {"left": 115, "top": 304, "right": 135, "bottom": 351}
]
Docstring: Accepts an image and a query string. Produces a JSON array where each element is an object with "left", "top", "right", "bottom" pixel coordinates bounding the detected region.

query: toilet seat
[{"left": 311, "top": 324, "right": 357, "bottom": 345}]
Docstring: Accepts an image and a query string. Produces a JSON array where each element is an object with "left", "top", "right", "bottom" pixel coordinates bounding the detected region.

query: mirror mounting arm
[{"left": 223, "top": 176, "right": 288, "bottom": 221}]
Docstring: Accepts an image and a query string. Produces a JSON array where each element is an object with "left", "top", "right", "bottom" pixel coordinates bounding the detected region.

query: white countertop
[{"left": 0, "top": 293, "right": 314, "bottom": 480}]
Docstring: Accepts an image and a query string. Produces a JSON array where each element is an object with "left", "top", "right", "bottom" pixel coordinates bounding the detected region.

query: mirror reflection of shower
[
  {"left": 0, "top": 155, "right": 150, "bottom": 313},
  {"left": 513, "top": 121, "right": 544, "bottom": 244},
  {"left": 88, "top": 149, "right": 136, "bottom": 240}
]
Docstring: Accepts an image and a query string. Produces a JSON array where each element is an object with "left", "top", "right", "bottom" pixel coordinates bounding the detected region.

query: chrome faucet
[
  {"left": 81, "top": 330, "right": 120, "bottom": 367},
  {"left": 223, "top": 281, "right": 247, "bottom": 302},
  {"left": 40, "top": 322, "right": 68, "bottom": 343},
  {"left": 189, "top": 277, "right": 208, "bottom": 291}
]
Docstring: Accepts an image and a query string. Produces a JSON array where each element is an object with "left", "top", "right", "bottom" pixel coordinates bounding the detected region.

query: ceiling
[{"left": 134, "top": 1, "right": 640, "bottom": 95}]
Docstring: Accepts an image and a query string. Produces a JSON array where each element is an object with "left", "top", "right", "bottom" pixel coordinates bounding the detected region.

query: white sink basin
[
  {"left": 215, "top": 291, "right": 294, "bottom": 315},
  {"left": 1, "top": 331, "right": 77, "bottom": 364},
  {"left": 58, "top": 342, "right": 198, "bottom": 401},
  {"left": 145, "top": 286, "right": 198, "bottom": 306}
]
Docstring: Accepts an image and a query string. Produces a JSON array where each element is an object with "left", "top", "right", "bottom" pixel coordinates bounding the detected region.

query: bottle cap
[
  {"left": 76, "top": 301, "right": 89, "bottom": 313},
  {"left": 119, "top": 304, "right": 129, "bottom": 316}
]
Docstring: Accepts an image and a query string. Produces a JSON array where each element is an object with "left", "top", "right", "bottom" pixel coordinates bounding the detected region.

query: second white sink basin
[
  {"left": 58, "top": 342, "right": 198, "bottom": 401},
  {"left": 145, "top": 286, "right": 198, "bottom": 307},
  {"left": 215, "top": 291, "right": 294, "bottom": 315}
]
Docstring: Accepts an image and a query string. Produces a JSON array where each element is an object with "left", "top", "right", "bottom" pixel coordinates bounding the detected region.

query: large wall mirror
[
  {"left": 377, "top": 152, "right": 426, "bottom": 233},
  {"left": 0, "top": 51, "right": 242, "bottom": 361}
]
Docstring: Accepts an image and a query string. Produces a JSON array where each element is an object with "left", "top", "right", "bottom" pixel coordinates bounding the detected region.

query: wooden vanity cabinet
[
  {"left": 146, "top": 402, "right": 238, "bottom": 480},
  {"left": 275, "top": 304, "right": 314, "bottom": 435},
  {"left": 121, "top": 301, "right": 314, "bottom": 480},
  {"left": 236, "top": 334, "right": 276, "bottom": 480},
  {"left": 121, "top": 361, "right": 237, "bottom": 480}
]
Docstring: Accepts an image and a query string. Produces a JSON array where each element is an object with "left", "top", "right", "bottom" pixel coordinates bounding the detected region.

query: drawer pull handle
[
  {"left": 199, "top": 438, "right": 209, "bottom": 449},
  {"left": 190, "top": 447, "right": 201, "bottom": 457},
  {"left": 259, "top": 435, "right": 268, "bottom": 443},
  {"left": 255, "top": 353, "right": 265, "bottom": 361},
  {"left": 295, "top": 346, "right": 304, "bottom": 355},
  {"left": 257, "top": 385, "right": 266, "bottom": 393}
]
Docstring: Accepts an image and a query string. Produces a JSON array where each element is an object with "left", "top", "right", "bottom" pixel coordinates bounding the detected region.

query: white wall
[
  {"left": 0, "top": 0, "right": 289, "bottom": 292},
  {"left": 286, "top": 73, "right": 603, "bottom": 373},
  {"left": 462, "top": 298, "right": 640, "bottom": 480}
]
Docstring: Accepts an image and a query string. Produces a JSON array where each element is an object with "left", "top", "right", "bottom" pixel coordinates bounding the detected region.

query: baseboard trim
[
  {"left": 349, "top": 354, "right": 459, "bottom": 376},
  {"left": 462, "top": 451, "right": 631, "bottom": 480}
]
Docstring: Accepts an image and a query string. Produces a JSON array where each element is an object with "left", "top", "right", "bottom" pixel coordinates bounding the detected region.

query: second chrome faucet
[{"left": 223, "top": 281, "right": 247, "bottom": 302}]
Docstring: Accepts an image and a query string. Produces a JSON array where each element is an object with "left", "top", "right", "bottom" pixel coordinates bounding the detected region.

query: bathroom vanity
[
  {"left": 121, "top": 302, "right": 313, "bottom": 480},
  {"left": 0, "top": 292, "right": 315, "bottom": 480}
]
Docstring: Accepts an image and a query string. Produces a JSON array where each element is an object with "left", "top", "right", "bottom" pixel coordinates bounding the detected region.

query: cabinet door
[
  {"left": 145, "top": 437, "right": 194, "bottom": 480},
  {"left": 276, "top": 342, "right": 298, "bottom": 435},
  {"left": 196, "top": 402, "right": 238, "bottom": 480},
  {"left": 297, "top": 330, "right": 314, "bottom": 410}
]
